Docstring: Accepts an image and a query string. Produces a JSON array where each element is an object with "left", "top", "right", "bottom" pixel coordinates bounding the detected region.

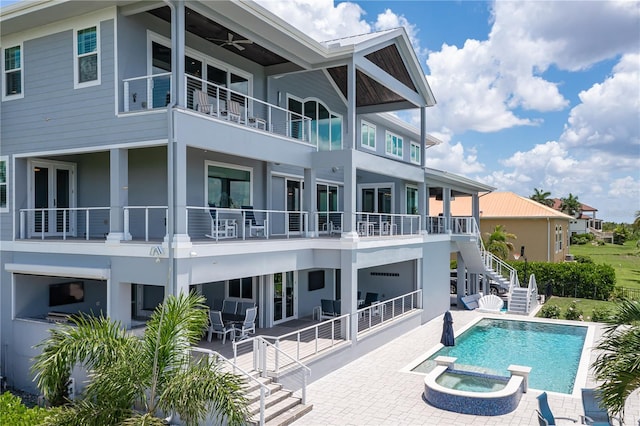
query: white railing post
[
  {"left": 144, "top": 207, "right": 149, "bottom": 242},
  {"left": 124, "top": 208, "right": 130, "bottom": 240},
  {"left": 20, "top": 210, "right": 25, "bottom": 239},
  {"left": 146, "top": 76, "right": 153, "bottom": 109},
  {"left": 124, "top": 81, "right": 130, "bottom": 112},
  {"left": 85, "top": 209, "right": 90, "bottom": 240}
]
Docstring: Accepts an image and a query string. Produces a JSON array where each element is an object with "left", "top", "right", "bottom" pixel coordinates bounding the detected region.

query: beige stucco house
[{"left": 430, "top": 191, "right": 572, "bottom": 262}]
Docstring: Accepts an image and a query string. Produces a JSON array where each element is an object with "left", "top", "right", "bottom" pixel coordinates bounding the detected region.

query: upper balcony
[{"left": 122, "top": 74, "right": 320, "bottom": 147}]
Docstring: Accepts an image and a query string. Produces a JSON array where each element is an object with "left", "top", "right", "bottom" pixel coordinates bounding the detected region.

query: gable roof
[{"left": 430, "top": 191, "right": 573, "bottom": 220}]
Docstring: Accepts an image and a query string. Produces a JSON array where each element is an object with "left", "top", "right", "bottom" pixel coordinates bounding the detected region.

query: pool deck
[{"left": 295, "top": 308, "right": 640, "bottom": 425}]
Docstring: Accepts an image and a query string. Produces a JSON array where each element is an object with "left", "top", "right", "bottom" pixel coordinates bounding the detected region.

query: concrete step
[
  {"left": 247, "top": 388, "right": 293, "bottom": 417},
  {"left": 264, "top": 403, "right": 313, "bottom": 426},
  {"left": 247, "top": 395, "right": 310, "bottom": 425},
  {"left": 245, "top": 381, "right": 283, "bottom": 405}
]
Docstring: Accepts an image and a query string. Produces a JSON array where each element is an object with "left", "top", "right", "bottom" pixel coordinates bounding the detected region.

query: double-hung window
[
  {"left": 0, "top": 156, "right": 7, "bottom": 212},
  {"left": 361, "top": 121, "right": 376, "bottom": 150},
  {"left": 3, "top": 45, "right": 22, "bottom": 99},
  {"left": 228, "top": 277, "right": 253, "bottom": 300},
  {"left": 385, "top": 131, "right": 403, "bottom": 158},
  {"left": 75, "top": 26, "right": 100, "bottom": 87},
  {"left": 410, "top": 141, "right": 421, "bottom": 164}
]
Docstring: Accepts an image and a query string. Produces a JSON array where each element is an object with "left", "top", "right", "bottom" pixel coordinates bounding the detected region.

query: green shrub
[
  {"left": 539, "top": 304, "right": 561, "bottom": 319},
  {"left": 508, "top": 260, "right": 616, "bottom": 301},
  {"left": 0, "top": 391, "right": 58, "bottom": 425},
  {"left": 573, "top": 255, "right": 593, "bottom": 263},
  {"left": 564, "top": 301, "right": 583, "bottom": 320},
  {"left": 571, "top": 233, "right": 595, "bottom": 245},
  {"left": 591, "top": 307, "right": 611, "bottom": 322}
]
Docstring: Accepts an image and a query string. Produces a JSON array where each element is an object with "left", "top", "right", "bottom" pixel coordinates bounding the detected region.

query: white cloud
[
  {"left": 560, "top": 53, "right": 640, "bottom": 163},
  {"left": 424, "top": 137, "right": 485, "bottom": 175}
]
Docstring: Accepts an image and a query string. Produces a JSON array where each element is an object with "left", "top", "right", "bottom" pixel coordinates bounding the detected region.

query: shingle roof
[{"left": 430, "top": 191, "right": 574, "bottom": 219}]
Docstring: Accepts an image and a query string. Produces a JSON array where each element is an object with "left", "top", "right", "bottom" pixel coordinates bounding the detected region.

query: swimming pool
[{"left": 412, "top": 318, "right": 588, "bottom": 394}]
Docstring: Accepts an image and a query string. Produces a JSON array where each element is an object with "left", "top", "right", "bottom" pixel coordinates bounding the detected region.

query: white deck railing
[
  {"left": 354, "top": 212, "right": 421, "bottom": 236},
  {"left": 123, "top": 72, "right": 172, "bottom": 112},
  {"left": 355, "top": 289, "right": 422, "bottom": 336},
  {"left": 123, "top": 206, "right": 168, "bottom": 241},
  {"left": 19, "top": 207, "right": 110, "bottom": 240},
  {"left": 185, "top": 75, "right": 315, "bottom": 145},
  {"left": 426, "top": 216, "right": 476, "bottom": 235}
]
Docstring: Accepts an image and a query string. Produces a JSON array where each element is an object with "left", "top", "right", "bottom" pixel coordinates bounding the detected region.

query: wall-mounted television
[
  {"left": 308, "top": 270, "right": 325, "bottom": 291},
  {"left": 49, "top": 281, "right": 85, "bottom": 307}
]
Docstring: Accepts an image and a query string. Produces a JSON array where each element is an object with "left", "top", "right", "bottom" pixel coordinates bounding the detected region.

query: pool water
[
  {"left": 413, "top": 318, "right": 587, "bottom": 394},
  {"left": 435, "top": 371, "right": 507, "bottom": 392}
]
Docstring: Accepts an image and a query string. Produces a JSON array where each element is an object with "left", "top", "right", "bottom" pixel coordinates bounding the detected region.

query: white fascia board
[
  {"left": 5, "top": 263, "right": 110, "bottom": 280},
  {"left": 354, "top": 54, "right": 425, "bottom": 107},
  {"left": 425, "top": 168, "right": 496, "bottom": 193}
]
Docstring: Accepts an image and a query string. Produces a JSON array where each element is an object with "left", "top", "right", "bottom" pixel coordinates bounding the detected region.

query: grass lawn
[
  {"left": 535, "top": 296, "right": 615, "bottom": 321},
  {"left": 570, "top": 240, "right": 640, "bottom": 289}
]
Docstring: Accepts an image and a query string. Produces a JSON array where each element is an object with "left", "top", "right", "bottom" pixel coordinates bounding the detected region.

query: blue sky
[
  {"left": 2, "top": 0, "right": 638, "bottom": 222},
  {"left": 258, "top": 0, "right": 640, "bottom": 223}
]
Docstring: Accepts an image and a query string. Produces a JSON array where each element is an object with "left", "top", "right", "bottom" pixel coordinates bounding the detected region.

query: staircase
[
  {"left": 455, "top": 217, "right": 538, "bottom": 315},
  {"left": 245, "top": 373, "right": 313, "bottom": 426}
]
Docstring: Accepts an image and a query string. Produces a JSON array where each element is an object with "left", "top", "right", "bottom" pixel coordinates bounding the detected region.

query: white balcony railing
[
  {"left": 185, "top": 75, "right": 314, "bottom": 145},
  {"left": 123, "top": 206, "right": 168, "bottom": 241},
  {"left": 123, "top": 73, "right": 172, "bottom": 112},
  {"left": 354, "top": 212, "right": 421, "bottom": 237},
  {"left": 426, "top": 216, "right": 476, "bottom": 235},
  {"left": 355, "top": 289, "right": 422, "bottom": 336},
  {"left": 19, "top": 207, "right": 110, "bottom": 240}
]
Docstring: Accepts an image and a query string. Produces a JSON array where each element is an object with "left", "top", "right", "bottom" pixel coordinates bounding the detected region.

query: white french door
[
  {"left": 29, "top": 159, "right": 76, "bottom": 237},
  {"left": 272, "top": 271, "right": 297, "bottom": 325}
]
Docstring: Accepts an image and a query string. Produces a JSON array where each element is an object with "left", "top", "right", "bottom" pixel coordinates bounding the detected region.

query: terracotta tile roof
[{"left": 430, "top": 191, "right": 574, "bottom": 219}]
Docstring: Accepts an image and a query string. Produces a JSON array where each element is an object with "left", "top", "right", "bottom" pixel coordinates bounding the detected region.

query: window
[
  {"left": 0, "top": 157, "right": 7, "bottom": 212},
  {"left": 410, "top": 142, "right": 421, "bottom": 164},
  {"left": 228, "top": 277, "right": 253, "bottom": 300},
  {"left": 361, "top": 121, "right": 376, "bottom": 150},
  {"left": 206, "top": 161, "right": 252, "bottom": 208},
  {"left": 406, "top": 186, "right": 418, "bottom": 215},
  {"left": 555, "top": 225, "right": 564, "bottom": 252},
  {"left": 75, "top": 26, "right": 99, "bottom": 87},
  {"left": 288, "top": 96, "right": 342, "bottom": 150},
  {"left": 3, "top": 45, "right": 22, "bottom": 99},
  {"left": 385, "top": 131, "right": 403, "bottom": 158}
]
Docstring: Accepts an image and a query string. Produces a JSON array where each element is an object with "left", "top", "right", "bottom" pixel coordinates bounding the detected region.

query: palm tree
[
  {"left": 560, "top": 193, "right": 581, "bottom": 217},
  {"left": 32, "top": 293, "right": 248, "bottom": 426},
  {"left": 484, "top": 224, "right": 517, "bottom": 261},
  {"left": 530, "top": 188, "right": 553, "bottom": 207},
  {"left": 633, "top": 210, "right": 640, "bottom": 230},
  {"left": 592, "top": 299, "right": 640, "bottom": 421}
]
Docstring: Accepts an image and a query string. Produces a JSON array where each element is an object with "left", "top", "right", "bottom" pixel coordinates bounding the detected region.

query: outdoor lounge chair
[
  {"left": 537, "top": 392, "right": 578, "bottom": 425},
  {"left": 194, "top": 89, "right": 224, "bottom": 117},
  {"left": 363, "top": 292, "right": 379, "bottom": 307},
  {"left": 460, "top": 293, "right": 481, "bottom": 310},
  {"left": 477, "top": 294, "right": 504, "bottom": 313},
  {"left": 581, "top": 388, "right": 622, "bottom": 426},
  {"left": 234, "top": 307, "right": 257, "bottom": 341},
  {"left": 320, "top": 299, "right": 336, "bottom": 320},
  {"left": 207, "top": 310, "right": 235, "bottom": 344},
  {"left": 242, "top": 206, "right": 268, "bottom": 238}
]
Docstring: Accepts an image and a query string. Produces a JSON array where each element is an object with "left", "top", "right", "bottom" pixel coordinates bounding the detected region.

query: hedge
[{"left": 507, "top": 260, "right": 616, "bottom": 300}]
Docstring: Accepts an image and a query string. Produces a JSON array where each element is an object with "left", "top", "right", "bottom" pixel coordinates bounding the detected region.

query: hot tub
[{"left": 423, "top": 356, "right": 531, "bottom": 416}]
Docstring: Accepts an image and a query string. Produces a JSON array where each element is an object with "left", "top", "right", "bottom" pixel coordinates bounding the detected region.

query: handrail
[
  {"left": 185, "top": 75, "right": 315, "bottom": 145},
  {"left": 191, "top": 347, "right": 270, "bottom": 426},
  {"left": 18, "top": 207, "right": 110, "bottom": 240},
  {"left": 123, "top": 72, "right": 172, "bottom": 112},
  {"left": 355, "top": 289, "right": 422, "bottom": 336},
  {"left": 354, "top": 211, "right": 421, "bottom": 236},
  {"left": 123, "top": 205, "right": 168, "bottom": 242}
]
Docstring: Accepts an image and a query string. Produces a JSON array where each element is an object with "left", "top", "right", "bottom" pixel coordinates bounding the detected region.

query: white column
[{"left": 107, "top": 148, "right": 128, "bottom": 243}]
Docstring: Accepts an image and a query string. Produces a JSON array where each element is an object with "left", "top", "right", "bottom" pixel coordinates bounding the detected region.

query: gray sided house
[{"left": 0, "top": 0, "right": 502, "bottom": 404}]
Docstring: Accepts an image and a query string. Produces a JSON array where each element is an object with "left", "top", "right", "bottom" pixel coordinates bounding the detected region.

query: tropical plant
[
  {"left": 633, "top": 210, "right": 640, "bottom": 231},
  {"left": 538, "top": 304, "right": 561, "bottom": 319},
  {"left": 0, "top": 391, "right": 61, "bottom": 425},
  {"left": 592, "top": 299, "right": 640, "bottom": 420},
  {"left": 530, "top": 188, "right": 554, "bottom": 207},
  {"left": 560, "top": 193, "right": 581, "bottom": 217},
  {"left": 32, "top": 293, "right": 248, "bottom": 426},
  {"left": 484, "top": 224, "right": 516, "bottom": 260},
  {"left": 564, "top": 301, "right": 583, "bottom": 321}
]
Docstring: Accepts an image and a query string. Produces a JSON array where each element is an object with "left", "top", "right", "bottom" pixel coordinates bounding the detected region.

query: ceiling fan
[{"left": 209, "top": 33, "right": 253, "bottom": 51}]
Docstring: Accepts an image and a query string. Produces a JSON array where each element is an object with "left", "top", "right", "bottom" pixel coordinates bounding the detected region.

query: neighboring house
[
  {"left": 551, "top": 198, "right": 603, "bottom": 236},
  {"left": 431, "top": 191, "right": 573, "bottom": 263},
  {"left": 0, "top": 1, "right": 511, "bottom": 408}
]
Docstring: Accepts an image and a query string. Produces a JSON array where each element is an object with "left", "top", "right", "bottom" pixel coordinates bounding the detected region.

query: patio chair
[
  {"left": 235, "top": 306, "right": 257, "bottom": 341},
  {"left": 333, "top": 299, "right": 341, "bottom": 316},
  {"left": 328, "top": 212, "right": 342, "bottom": 235},
  {"left": 223, "top": 99, "right": 243, "bottom": 123},
  {"left": 222, "top": 300, "right": 237, "bottom": 316},
  {"left": 320, "top": 299, "right": 336, "bottom": 320},
  {"left": 242, "top": 206, "right": 268, "bottom": 238},
  {"left": 194, "top": 89, "right": 222, "bottom": 116},
  {"left": 537, "top": 392, "right": 578, "bottom": 425},
  {"left": 477, "top": 294, "right": 504, "bottom": 313},
  {"left": 237, "top": 301, "right": 255, "bottom": 317},
  {"left": 363, "top": 292, "right": 379, "bottom": 307},
  {"left": 207, "top": 310, "right": 235, "bottom": 344},
  {"left": 581, "top": 388, "right": 622, "bottom": 426}
]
